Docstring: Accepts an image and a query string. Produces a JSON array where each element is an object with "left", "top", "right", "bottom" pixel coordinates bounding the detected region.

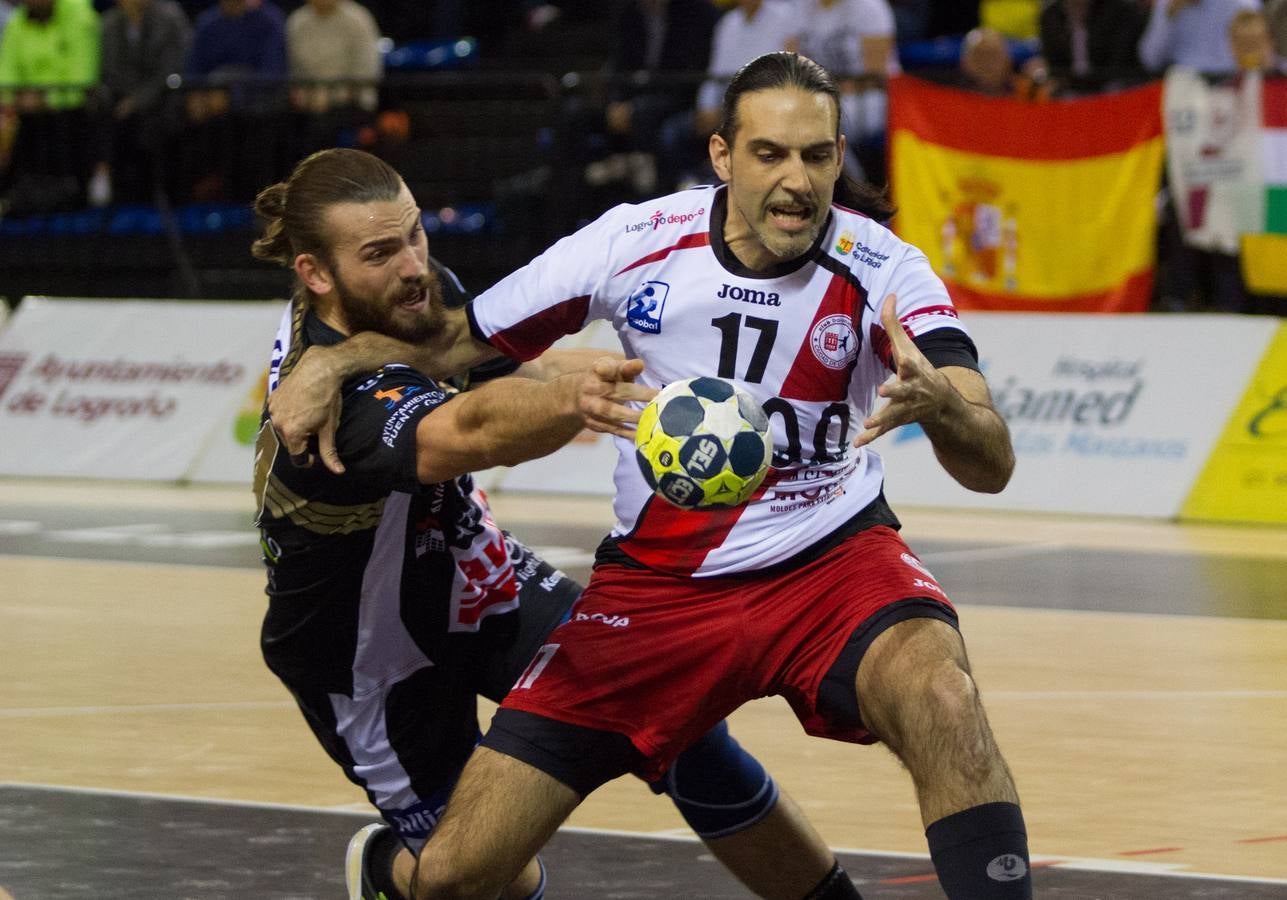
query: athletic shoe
[{"left": 345, "top": 822, "right": 394, "bottom": 900}]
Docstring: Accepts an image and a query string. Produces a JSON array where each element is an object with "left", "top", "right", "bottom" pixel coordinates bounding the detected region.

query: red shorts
[{"left": 500, "top": 525, "right": 957, "bottom": 780}]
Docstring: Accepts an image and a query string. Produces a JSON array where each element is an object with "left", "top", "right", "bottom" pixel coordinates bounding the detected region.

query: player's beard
[
  {"left": 335, "top": 270, "right": 444, "bottom": 344},
  {"left": 753, "top": 195, "right": 823, "bottom": 261}
]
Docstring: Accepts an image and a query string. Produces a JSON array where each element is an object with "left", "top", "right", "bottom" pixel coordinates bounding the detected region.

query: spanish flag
[
  {"left": 888, "top": 77, "right": 1165, "bottom": 312},
  {"left": 1241, "top": 76, "right": 1287, "bottom": 297}
]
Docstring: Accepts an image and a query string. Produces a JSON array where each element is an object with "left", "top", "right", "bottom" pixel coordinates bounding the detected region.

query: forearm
[
  {"left": 463, "top": 376, "right": 584, "bottom": 465},
  {"left": 921, "top": 390, "right": 1014, "bottom": 494},
  {"left": 512, "top": 348, "right": 623, "bottom": 382},
  {"left": 312, "top": 309, "right": 500, "bottom": 383},
  {"left": 417, "top": 375, "right": 583, "bottom": 482}
]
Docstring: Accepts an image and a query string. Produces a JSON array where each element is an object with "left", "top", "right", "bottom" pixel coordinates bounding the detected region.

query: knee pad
[{"left": 652, "top": 720, "right": 779, "bottom": 839}]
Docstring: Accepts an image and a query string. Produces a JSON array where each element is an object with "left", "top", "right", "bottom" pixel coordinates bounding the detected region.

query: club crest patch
[{"left": 809, "top": 315, "right": 858, "bottom": 369}]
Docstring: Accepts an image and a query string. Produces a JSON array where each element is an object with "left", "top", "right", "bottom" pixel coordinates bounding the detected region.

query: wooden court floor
[{"left": 2, "top": 479, "right": 1286, "bottom": 894}]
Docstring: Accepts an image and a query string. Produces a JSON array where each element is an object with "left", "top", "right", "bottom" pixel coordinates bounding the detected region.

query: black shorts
[{"left": 274, "top": 537, "right": 580, "bottom": 850}]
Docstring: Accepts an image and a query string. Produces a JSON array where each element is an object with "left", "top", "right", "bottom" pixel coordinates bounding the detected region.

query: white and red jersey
[{"left": 468, "top": 185, "right": 973, "bottom": 577}]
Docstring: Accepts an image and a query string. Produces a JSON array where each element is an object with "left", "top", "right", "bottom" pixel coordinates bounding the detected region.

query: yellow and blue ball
[{"left": 635, "top": 376, "right": 772, "bottom": 509}]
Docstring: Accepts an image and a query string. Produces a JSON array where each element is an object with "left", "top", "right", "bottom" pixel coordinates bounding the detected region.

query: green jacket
[{"left": 0, "top": 0, "right": 100, "bottom": 110}]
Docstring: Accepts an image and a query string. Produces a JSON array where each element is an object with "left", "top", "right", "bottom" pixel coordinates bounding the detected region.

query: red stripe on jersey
[
  {"left": 900, "top": 305, "right": 958, "bottom": 326},
  {"left": 615, "top": 232, "right": 712, "bottom": 276},
  {"left": 871, "top": 308, "right": 951, "bottom": 370},
  {"left": 488, "top": 295, "right": 591, "bottom": 361},
  {"left": 619, "top": 469, "right": 785, "bottom": 575},
  {"left": 778, "top": 272, "right": 865, "bottom": 401}
]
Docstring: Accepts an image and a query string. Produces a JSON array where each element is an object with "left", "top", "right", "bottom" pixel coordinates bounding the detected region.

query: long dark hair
[
  {"left": 252, "top": 148, "right": 403, "bottom": 268},
  {"left": 715, "top": 52, "right": 895, "bottom": 222}
]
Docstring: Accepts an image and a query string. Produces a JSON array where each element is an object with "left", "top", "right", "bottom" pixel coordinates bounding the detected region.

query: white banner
[
  {"left": 875, "top": 313, "right": 1277, "bottom": 517},
  {"left": 0, "top": 297, "right": 284, "bottom": 481},
  {"left": 1164, "top": 68, "right": 1265, "bottom": 253},
  {"left": 495, "top": 313, "right": 1278, "bottom": 520}
]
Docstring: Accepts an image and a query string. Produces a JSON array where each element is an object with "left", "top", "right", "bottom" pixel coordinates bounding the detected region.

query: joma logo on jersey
[
  {"left": 627, "top": 280, "right": 669, "bottom": 334},
  {"left": 717, "top": 283, "right": 781, "bottom": 306}
]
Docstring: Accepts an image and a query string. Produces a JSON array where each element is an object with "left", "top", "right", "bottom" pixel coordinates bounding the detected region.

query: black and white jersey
[
  {"left": 253, "top": 262, "right": 523, "bottom": 695},
  {"left": 467, "top": 185, "right": 978, "bottom": 577}
]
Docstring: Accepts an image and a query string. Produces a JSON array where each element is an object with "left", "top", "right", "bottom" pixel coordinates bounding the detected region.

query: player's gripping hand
[
  {"left": 576, "top": 357, "right": 657, "bottom": 439},
  {"left": 268, "top": 346, "right": 345, "bottom": 475},
  {"left": 854, "top": 293, "right": 959, "bottom": 448}
]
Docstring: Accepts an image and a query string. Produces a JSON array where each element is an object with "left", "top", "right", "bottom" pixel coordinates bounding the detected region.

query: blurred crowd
[{"left": 1, "top": 0, "right": 1284, "bottom": 311}]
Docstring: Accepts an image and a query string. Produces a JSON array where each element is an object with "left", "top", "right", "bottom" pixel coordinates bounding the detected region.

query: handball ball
[{"left": 635, "top": 376, "right": 773, "bottom": 509}]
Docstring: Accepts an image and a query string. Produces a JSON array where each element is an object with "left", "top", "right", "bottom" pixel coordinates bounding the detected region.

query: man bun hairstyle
[
  {"left": 252, "top": 148, "right": 404, "bottom": 268},
  {"left": 715, "top": 51, "right": 894, "bottom": 223}
]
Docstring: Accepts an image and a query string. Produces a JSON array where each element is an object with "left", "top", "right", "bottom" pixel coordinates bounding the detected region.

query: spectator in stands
[
  {"left": 657, "top": 0, "right": 795, "bottom": 190},
  {"left": 285, "top": 0, "right": 382, "bottom": 157},
  {"left": 957, "top": 26, "right": 1052, "bottom": 100},
  {"left": 1268, "top": 0, "right": 1287, "bottom": 57},
  {"left": 0, "top": 0, "right": 100, "bottom": 218},
  {"left": 926, "top": 0, "right": 981, "bottom": 38},
  {"left": 181, "top": 0, "right": 287, "bottom": 201},
  {"left": 577, "top": 0, "right": 720, "bottom": 202},
  {"left": 1034, "top": 0, "right": 1147, "bottom": 94},
  {"left": 1155, "top": 6, "right": 1272, "bottom": 314},
  {"left": 1139, "top": 0, "right": 1262, "bottom": 75},
  {"left": 1229, "top": 7, "right": 1282, "bottom": 69},
  {"left": 90, "top": 0, "right": 191, "bottom": 207},
  {"left": 889, "top": 0, "right": 930, "bottom": 41},
  {"left": 788, "top": 0, "right": 900, "bottom": 183}
]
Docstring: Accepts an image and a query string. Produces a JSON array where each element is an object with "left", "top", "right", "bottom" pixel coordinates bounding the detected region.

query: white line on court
[
  {"left": 4, "top": 782, "right": 1284, "bottom": 886},
  {"left": 919, "top": 541, "right": 1067, "bottom": 564}
]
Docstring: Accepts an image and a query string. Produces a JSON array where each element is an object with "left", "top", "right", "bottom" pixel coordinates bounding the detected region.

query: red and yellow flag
[{"left": 888, "top": 77, "right": 1164, "bottom": 312}]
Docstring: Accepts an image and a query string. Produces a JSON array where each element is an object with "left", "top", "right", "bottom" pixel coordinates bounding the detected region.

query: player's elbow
[
  {"left": 940, "top": 445, "right": 1014, "bottom": 494},
  {"left": 969, "top": 448, "right": 1015, "bottom": 494}
]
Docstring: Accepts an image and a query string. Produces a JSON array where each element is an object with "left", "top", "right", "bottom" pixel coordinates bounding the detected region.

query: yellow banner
[
  {"left": 1241, "top": 233, "right": 1287, "bottom": 296},
  {"left": 1182, "top": 323, "right": 1287, "bottom": 524},
  {"left": 891, "top": 131, "right": 1163, "bottom": 304}
]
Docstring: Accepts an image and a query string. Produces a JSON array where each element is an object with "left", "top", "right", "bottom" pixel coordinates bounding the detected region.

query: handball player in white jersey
[{"left": 272, "top": 52, "right": 1032, "bottom": 900}]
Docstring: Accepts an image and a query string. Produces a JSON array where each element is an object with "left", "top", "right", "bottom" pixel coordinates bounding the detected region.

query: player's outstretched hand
[
  {"left": 577, "top": 357, "right": 657, "bottom": 438},
  {"left": 854, "top": 293, "right": 955, "bottom": 448},
  {"left": 268, "top": 346, "right": 345, "bottom": 475}
]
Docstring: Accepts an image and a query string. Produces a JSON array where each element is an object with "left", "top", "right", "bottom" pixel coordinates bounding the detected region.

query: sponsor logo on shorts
[
  {"left": 809, "top": 315, "right": 858, "bottom": 369},
  {"left": 627, "top": 280, "right": 669, "bottom": 334},
  {"left": 986, "top": 854, "right": 1027, "bottom": 882},
  {"left": 575, "top": 611, "right": 630, "bottom": 628},
  {"left": 539, "top": 570, "right": 565, "bottom": 592},
  {"left": 913, "top": 577, "right": 945, "bottom": 596},
  {"left": 900, "top": 551, "right": 936, "bottom": 580}
]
